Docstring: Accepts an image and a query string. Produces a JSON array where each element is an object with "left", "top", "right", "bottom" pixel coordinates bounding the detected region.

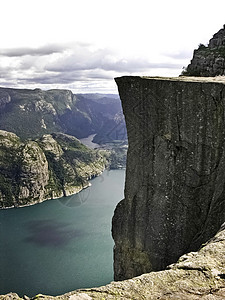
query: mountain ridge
[{"left": 0, "top": 87, "right": 126, "bottom": 143}]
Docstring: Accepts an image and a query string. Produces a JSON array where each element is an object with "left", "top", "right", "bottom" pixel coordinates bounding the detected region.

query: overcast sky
[{"left": 1, "top": 0, "right": 225, "bottom": 93}]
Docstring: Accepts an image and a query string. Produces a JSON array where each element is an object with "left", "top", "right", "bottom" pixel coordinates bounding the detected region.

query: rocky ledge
[{"left": 1, "top": 222, "right": 225, "bottom": 299}]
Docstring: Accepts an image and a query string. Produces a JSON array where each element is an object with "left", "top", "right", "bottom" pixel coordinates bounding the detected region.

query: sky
[{"left": 0, "top": 0, "right": 225, "bottom": 93}]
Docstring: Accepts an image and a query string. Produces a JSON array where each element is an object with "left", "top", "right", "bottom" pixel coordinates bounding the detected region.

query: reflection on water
[
  {"left": 24, "top": 220, "right": 82, "bottom": 248},
  {"left": 57, "top": 187, "right": 91, "bottom": 208},
  {"left": 79, "top": 134, "right": 100, "bottom": 149}
]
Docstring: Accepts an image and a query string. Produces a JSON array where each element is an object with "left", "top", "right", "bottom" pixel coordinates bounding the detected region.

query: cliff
[
  {"left": 2, "top": 76, "right": 225, "bottom": 298},
  {"left": 113, "top": 76, "right": 225, "bottom": 280},
  {"left": 0, "top": 130, "right": 107, "bottom": 208},
  {"left": 182, "top": 25, "right": 225, "bottom": 76},
  {"left": 2, "top": 223, "right": 225, "bottom": 299}
]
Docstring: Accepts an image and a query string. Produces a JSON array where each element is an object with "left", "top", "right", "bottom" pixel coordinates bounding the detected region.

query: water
[
  {"left": 79, "top": 134, "right": 100, "bottom": 149},
  {"left": 0, "top": 169, "right": 125, "bottom": 297}
]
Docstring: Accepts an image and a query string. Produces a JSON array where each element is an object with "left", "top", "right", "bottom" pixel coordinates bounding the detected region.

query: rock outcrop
[
  {"left": 182, "top": 25, "right": 225, "bottom": 76},
  {"left": 0, "top": 130, "right": 107, "bottom": 208},
  {"left": 2, "top": 223, "right": 225, "bottom": 299},
  {"left": 112, "top": 76, "right": 225, "bottom": 281}
]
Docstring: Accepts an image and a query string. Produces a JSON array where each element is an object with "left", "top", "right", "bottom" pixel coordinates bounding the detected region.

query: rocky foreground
[{"left": 1, "top": 223, "right": 225, "bottom": 299}]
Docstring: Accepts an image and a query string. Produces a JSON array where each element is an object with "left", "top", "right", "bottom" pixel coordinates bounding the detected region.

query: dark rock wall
[{"left": 113, "top": 76, "right": 225, "bottom": 280}]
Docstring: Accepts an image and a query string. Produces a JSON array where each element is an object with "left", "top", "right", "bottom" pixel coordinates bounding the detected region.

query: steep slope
[
  {"left": 182, "top": 25, "right": 225, "bottom": 76},
  {"left": 0, "top": 130, "right": 107, "bottom": 208},
  {"left": 113, "top": 76, "right": 225, "bottom": 280},
  {"left": 0, "top": 130, "right": 49, "bottom": 208}
]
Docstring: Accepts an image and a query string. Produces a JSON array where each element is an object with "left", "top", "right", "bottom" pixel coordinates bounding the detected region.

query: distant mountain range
[{"left": 0, "top": 88, "right": 127, "bottom": 143}]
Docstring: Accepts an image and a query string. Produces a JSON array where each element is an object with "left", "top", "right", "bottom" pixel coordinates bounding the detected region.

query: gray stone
[{"left": 113, "top": 76, "right": 225, "bottom": 280}]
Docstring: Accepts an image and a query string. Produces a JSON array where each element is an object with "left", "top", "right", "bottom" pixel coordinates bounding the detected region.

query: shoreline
[
  {"left": 0, "top": 158, "right": 126, "bottom": 210},
  {"left": 0, "top": 183, "right": 91, "bottom": 210},
  {"left": 0, "top": 170, "right": 107, "bottom": 210}
]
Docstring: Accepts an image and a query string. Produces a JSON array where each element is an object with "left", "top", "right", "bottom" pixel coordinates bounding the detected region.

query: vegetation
[
  {"left": 0, "top": 88, "right": 128, "bottom": 208},
  {"left": 0, "top": 131, "right": 108, "bottom": 208},
  {"left": 0, "top": 87, "right": 126, "bottom": 142}
]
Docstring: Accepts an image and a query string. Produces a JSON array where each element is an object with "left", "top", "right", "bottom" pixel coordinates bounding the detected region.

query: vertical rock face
[
  {"left": 18, "top": 141, "right": 49, "bottom": 204},
  {"left": 112, "top": 76, "right": 225, "bottom": 280}
]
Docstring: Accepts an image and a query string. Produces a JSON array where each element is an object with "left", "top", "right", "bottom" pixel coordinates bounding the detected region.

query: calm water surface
[
  {"left": 0, "top": 169, "right": 125, "bottom": 297},
  {"left": 79, "top": 134, "right": 100, "bottom": 149}
]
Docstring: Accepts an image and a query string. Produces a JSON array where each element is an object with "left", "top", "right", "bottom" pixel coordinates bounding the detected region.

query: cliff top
[
  {"left": 144, "top": 75, "right": 225, "bottom": 83},
  {"left": 116, "top": 75, "right": 225, "bottom": 84}
]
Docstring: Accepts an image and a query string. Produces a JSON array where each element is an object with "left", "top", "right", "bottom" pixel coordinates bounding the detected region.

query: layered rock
[
  {"left": 183, "top": 25, "right": 225, "bottom": 76},
  {"left": 112, "top": 76, "right": 225, "bottom": 280}
]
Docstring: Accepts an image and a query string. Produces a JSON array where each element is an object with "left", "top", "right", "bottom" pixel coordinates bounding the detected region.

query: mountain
[
  {"left": 0, "top": 130, "right": 108, "bottom": 208},
  {"left": 182, "top": 25, "right": 225, "bottom": 76},
  {"left": 0, "top": 88, "right": 127, "bottom": 143},
  {"left": 0, "top": 88, "right": 127, "bottom": 208}
]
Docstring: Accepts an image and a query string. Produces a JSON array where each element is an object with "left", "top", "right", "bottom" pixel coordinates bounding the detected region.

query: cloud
[
  {"left": 161, "top": 49, "right": 193, "bottom": 60},
  {"left": 45, "top": 45, "right": 183, "bottom": 74},
  {"left": 0, "top": 42, "right": 184, "bottom": 92},
  {"left": 0, "top": 44, "right": 66, "bottom": 57}
]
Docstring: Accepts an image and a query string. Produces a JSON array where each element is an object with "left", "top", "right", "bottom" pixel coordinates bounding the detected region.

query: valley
[{"left": 0, "top": 89, "right": 127, "bottom": 208}]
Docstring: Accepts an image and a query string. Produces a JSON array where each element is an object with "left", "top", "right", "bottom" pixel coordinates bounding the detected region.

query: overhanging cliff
[{"left": 113, "top": 76, "right": 225, "bottom": 280}]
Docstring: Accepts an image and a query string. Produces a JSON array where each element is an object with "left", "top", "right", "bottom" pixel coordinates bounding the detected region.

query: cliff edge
[{"left": 113, "top": 76, "right": 225, "bottom": 280}]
